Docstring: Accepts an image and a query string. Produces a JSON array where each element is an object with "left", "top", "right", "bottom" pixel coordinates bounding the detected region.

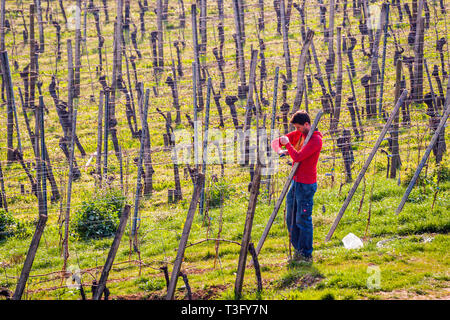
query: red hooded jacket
[{"left": 276, "top": 130, "right": 323, "bottom": 184}]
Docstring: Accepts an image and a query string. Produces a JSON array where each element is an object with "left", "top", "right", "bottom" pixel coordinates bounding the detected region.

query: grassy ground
[{"left": 0, "top": 1, "right": 449, "bottom": 300}]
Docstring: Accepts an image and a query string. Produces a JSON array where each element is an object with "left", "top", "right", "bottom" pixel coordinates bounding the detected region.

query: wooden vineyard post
[
  {"left": 199, "top": 0, "right": 207, "bottom": 57},
  {"left": 199, "top": 78, "right": 212, "bottom": 216},
  {"left": 326, "top": 0, "right": 335, "bottom": 92},
  {"left": 396, "top": 77, "right": 450, "bottom": 215},
  {"left": 131, "top": 88, "right": 150, "bottom": 245},
  {"left": 234, "top": 164, "right": 262, "bottom": 299},
  {"left": 106, "top": 0, "right": 125, "bottom": 187},
  {"left": 330, "top": 27, "right": 343, "bottom": 134},
  {"left": 141, "top": 84, "right": 154, "bottom": 197},
  {"left": 280, "top": 0, "right": 292, "bottom": 84},
  {"left": 267, "top": 67, "right": 280, "bottom": 202},
  {"left": 377, "top": 2, "right": 390, "bottom": 117},
  {"left": 413, "top": 17, "right": 425, "bottom": 103},
  {"left": 0, "top": 0, "right": 5, "bottom": 52},
  {"left": 13, "top": 99, "right": 48, "bottom": 300},
  {"left": 243, "top": 49, "right": 259, "bottom": 165},
  {"left": 103, "top": 89, "right": 110, "bottom": 183},
  {"left": 92, "top": 205, "right": 131, "bottom": 300},
  {"left": 390, "top": 59, "right": 403, "bottom": 179},
  {"left": 192, "top": 62, "right": 200, "bottom": 174},
  {"left": 232, "top": 0, "right": 247, "bottom": 99},
  {"left": 368, "top": 2, "right": 387, "bottom": 118},
  {"left": 0, "top": 160, "right": 6, "bottom": 211},
  {"left": 248, "top": 242, "right": 263, "bottom": 293},
  {"left": 166, "top": 173, "right": 205, "bottom": 300},
  {"left": 35, "top": 0, "right": 45, "bottom": 53},
  {"left": 74, "top": 0, "right": 81, "bottom": 100},
  {"left": 96, "top": 91, "right": 104, "bottom": 185},
  {"left": 255, "top": 111, "right": 324, "bottom": 256},
  {"left": 62, "top": 104, "right": 79, "bottom": 272},
  {"left": 0, "top": 49, "right": 16, "bottom": 162},
  {"left": 412, "top": 1, "right": 425, "bottom": 102},
  {"left": 291, "top": 29, "right": 315, "bottom": 123},
  {"left": 325, "top": 89, "right": 408, "bottom": 241},
  {"left": 156, "top": 0, "right": 164, "bottom": 69},
  {"left": 17, "top": 87, "right": 38, "bottom": 196},
  {"left": 191, "top": 4, "right": 204, "bottom": 110}
]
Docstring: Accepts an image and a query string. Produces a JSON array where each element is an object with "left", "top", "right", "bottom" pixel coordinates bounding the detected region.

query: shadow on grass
[{"left": 277, "top": 262, "right": 324, "bottom": 290}]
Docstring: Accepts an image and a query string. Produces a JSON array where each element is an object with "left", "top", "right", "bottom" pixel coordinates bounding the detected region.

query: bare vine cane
[{"left": 255, "top": 110, "right": 324, "bottom": 257}]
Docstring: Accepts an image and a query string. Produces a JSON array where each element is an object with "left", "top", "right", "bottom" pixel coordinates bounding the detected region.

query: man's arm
[
  {"left": 284, "top": 135, "right": 322, "bottom": 163},
  {"left": 271, "top": 132, "right": 296, "bottom": 155}
]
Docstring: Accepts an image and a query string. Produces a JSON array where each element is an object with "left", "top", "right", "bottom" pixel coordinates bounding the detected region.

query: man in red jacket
[{"left": 272, "top": 110, "right": 322, "bottom": 263}]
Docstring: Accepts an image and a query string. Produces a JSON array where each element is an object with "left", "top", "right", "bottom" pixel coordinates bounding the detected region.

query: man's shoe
[
  {"left": 288, "top": 251, "right": 313, "bottom": 264},
  {"left": 299, "top": 255, "right": 313, "bottom": 263},
  {"left": 296, "top": 252, "right": 313, "bottom": 264}
]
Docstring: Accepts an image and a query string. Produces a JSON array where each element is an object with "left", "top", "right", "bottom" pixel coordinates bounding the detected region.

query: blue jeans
[{"left": 285, "top": 181, "right": 317, "bottom": 257}]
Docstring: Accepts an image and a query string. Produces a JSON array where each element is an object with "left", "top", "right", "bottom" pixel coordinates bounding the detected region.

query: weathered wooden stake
[
  {"left": 103, "top": 89, "right": 110, "bottom": 183},
  {"left": 12, "top": 94, "right": 48, "bottom": 300},
  {"left": 156, "top": 0, "right": 164, "bottom": 69},
  {"left": 243, "top": 49, "right": 259, "bottom": 165},
  {"left": 389, "top": 59, "right": 403, "bottom": 179},
  {"left": 291, "top": 29, "right": 315, "bottom": 121},
  {"left": 96, "top": 91, "right": 104, "bottom": 184},
  {"left": 413, "top": 19, "right": 425, "bottom": 103},
  {"left": 0, "top": 49, "right": 17, "bottom": 162},
  {"left": 330, "top": 27, "right": 343, "bottom": 134},
  {"left": 63, "top": 104, "right": 78, "bottom": 272},
  {"left": 248, "top": 242, "right": 263, "bottom": 292},
  {"left": 368, "top": 3, "right": 387, "bottom": 118},
  {"left": 199, "top": 0, "right": 207, "bottom": 57},
  {"left": 235, "top": 164, "right": 262, "bottom": 299},
  {"left": 131, "top": 88, "right": 150, "bottom": 247},
  {"left": 199, "top": 78, "right": 212, "bottom": 216},
  {"left": 325, "top": 0, "right": 335, "bottom": 93},
  {"left": 166, "top": 173, "right": 205, "bottom": 300},
  {"left": 92, "top": 205, "right": 131, "bottom": 300},
  {"left": 191, "top": 4, "right": 204, "bottom": 110},
  {"left": 232, "top": 0, "right": 247, "bottom": 99},
  {"left": 35, "top": 0, "right": 45, "bottom": 53},
  {"left": 396, "top": 77, "right": 450, "bottom": 215},
  {"left": 267, "top": 67, "right": 280, "bottom": 201},
  {"left": 325, "top": 90, "right": 408, "bottom": 241},
  {"left": 280, "top": 0, "right": 292, "bottom": 84},
  {"left": 378, "top": 3, "right": 390, "bottom": 118},
  {"left": 0, "top": 161, "right": 6, "bottom": 211}
]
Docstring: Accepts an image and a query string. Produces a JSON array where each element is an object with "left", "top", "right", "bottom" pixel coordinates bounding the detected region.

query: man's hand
[
  {"left": 278, "top": 149, "right": 288, "bottom": 157},
  {"left": 279, "top": 136, "right": 289, "bottom": 145}
]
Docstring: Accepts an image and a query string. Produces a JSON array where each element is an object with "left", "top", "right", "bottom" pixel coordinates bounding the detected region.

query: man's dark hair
[{"left": 290, "top": 110, "right": 310, "bottom": 125}]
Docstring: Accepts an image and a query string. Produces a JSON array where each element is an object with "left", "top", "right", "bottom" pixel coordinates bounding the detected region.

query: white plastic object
[{"left": 342, "top": 233, "right": 363, "bottom": 249}]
